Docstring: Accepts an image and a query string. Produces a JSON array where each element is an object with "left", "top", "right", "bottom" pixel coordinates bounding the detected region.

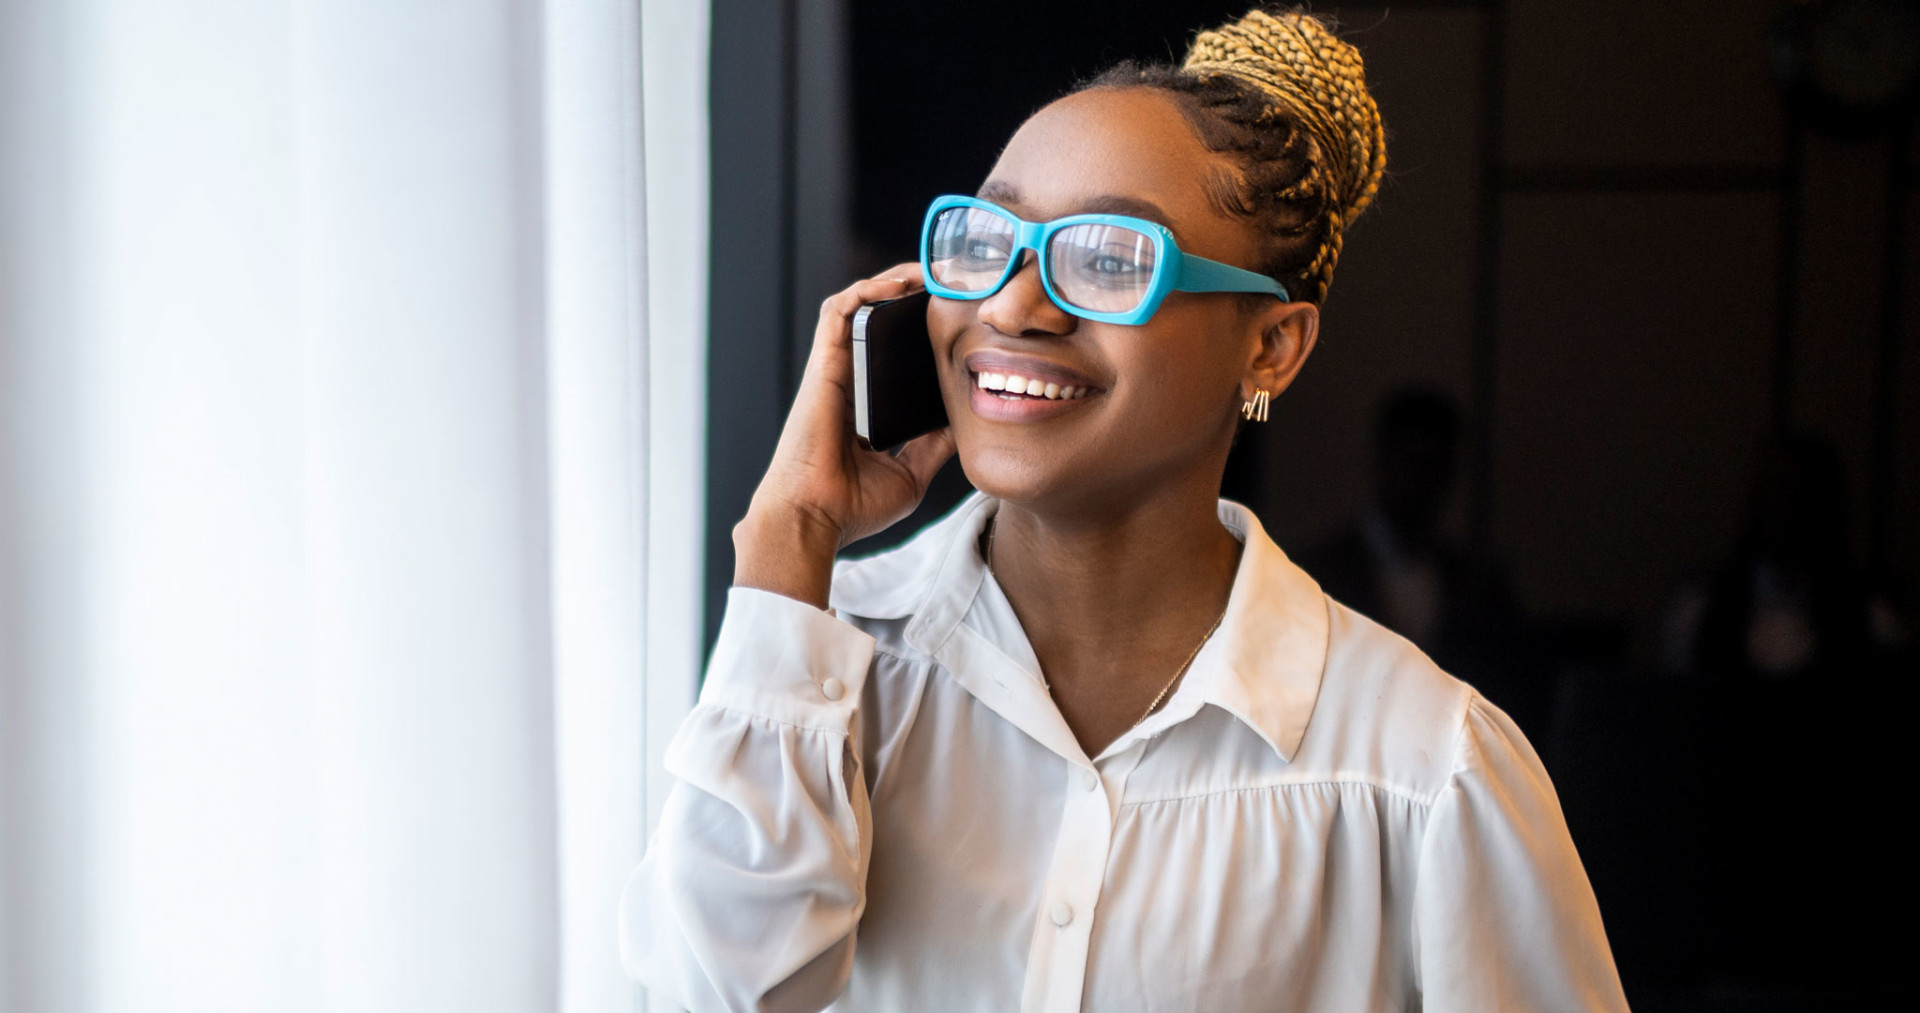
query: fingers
[
  {"left": 789, "top": 266, "right": 931, "bottom": 434},
  {"left": 807, "top": 271, "right": 919, "bottom": 365},
  {"left": 817, "top": 272, "right": 915, "bottom": 323},
  {"left": 808, "top": 267, "right": 922, "bottom": 349},
  {"left": 781, "top": 274, "right": 917, "bottom": 446},
  {"left": 892, "top": 427, "right": 957, "bottom": 493},
  {"left": 879, "top": 262, "right": 923, "bottom": 290}
]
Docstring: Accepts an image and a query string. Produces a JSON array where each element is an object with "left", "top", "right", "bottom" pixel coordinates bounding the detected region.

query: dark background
[{"left": 705, "top": 2, "right": 1914, "bottom": 1007}]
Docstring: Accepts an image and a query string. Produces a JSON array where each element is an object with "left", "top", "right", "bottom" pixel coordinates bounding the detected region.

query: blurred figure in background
[
  {"left": 1300, "top": 386, "right": 1543, "bottom": 733},
  {"left": 1663, "top": 429, "right": 1904, "bottom": 990},
  {"left": 1689, "top": 431, "right": 1885, "bottom": 683}
]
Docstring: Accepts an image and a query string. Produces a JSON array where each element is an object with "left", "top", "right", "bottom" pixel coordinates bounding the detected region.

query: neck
[{"left": 986, "top": 480, "right": 1242, "bottom": 679}]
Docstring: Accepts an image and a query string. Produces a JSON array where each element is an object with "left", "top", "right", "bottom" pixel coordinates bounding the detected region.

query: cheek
[
  {"left": 1118, "top": 365, "right": 1223, "bottom": 436},
  {"left": 927, "top": 298, "right": 970, "bottom": 358},
  {"left": 1113, "top": 315, "right": 1241, "bottom": 421},
  {"left": 926, "top": 299, "right": 974, "bottom": 390}
]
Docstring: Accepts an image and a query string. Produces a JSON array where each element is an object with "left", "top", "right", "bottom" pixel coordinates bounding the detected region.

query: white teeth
[{"left": 972, "top": 370, "right": 1097, "bottom": 400}]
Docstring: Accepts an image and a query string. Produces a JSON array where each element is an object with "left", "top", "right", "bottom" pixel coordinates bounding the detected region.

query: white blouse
[{"left": 620, "top": 493, "right": 1629, "bottom": 1012}]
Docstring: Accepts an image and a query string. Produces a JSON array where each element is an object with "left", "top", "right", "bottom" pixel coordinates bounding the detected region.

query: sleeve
[
  {"left": 1412, "top": 693, "right": 1631, "bottom": 1012},
  {"left": 619, "top": 586, "right": 879, "bottom": 1013}
]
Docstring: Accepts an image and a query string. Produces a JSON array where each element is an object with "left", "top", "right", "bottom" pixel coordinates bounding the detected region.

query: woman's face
[{"left": 929, "top": 87, "right": 1316, "bottom": 515}]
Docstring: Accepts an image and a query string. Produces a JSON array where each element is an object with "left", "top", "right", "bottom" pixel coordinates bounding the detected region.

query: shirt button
[
  {"left": 820, "top": 678, "right": 845, "bottom": 701},
  {"left": 1080, "top": 768, "right": 1100, "bottom": 792},
  {"left": 1050, "top": 901, "right": 1074, "bottom": 927}
]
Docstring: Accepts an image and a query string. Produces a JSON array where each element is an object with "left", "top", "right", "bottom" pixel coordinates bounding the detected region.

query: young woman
[{"left": 622, "top": 8, "right": 1629, "bottom": 1011}]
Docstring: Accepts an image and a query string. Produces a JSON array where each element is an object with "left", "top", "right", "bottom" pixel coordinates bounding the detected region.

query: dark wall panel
[
  {"left": 1793, "top": 133, "right": 1896, "bottom": 569},
  {"left": 705, "top": 0, "right": 799, "bottom": 646},
  {"left": 1898, "top": 198, "right": 1920, "bottom": 591},
  {"left": 1493, "top": 191, "right": 1777, "bottom": 615},
  {"left": 1504, "top": 0, "right": 1782, "bottom": 167}
]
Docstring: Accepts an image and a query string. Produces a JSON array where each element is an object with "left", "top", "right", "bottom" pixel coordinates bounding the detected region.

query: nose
[{"left": 975, "top": 249, "right": 1076, "bottom": 338}]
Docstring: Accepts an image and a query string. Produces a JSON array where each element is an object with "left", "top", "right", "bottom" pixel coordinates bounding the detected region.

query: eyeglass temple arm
[{"left": 1175, "top": 255, "right": 1291, "bottom": 302}]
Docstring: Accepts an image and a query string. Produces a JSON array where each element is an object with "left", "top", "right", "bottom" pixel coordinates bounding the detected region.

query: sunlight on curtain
[
  {"left": 0, "top": 2, "right": 703, "bottom": 1011},
  {"left": 635, "top": 6, "right": 709, "bottom": 1008},
  {"left": 640, "top": 0, "right": 709, "bottom": 843}
]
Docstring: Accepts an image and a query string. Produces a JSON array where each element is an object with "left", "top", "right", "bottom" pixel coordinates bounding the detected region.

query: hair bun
[{"left": 1183, "top": 8, "right": 1386, "bottom": 231}]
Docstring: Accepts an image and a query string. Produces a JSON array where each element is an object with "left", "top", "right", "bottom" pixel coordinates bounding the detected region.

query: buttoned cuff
[{"left": 698, "top": 586, "right": 878, "bottom": 732}]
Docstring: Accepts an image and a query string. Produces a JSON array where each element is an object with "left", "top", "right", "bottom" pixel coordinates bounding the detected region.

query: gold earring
[{"left": 1241, "top": 388, "right": 1269, "bottom": 422}]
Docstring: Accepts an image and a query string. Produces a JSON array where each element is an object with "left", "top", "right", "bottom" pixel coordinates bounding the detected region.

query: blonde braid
[{"left": 1182, "top": 8, "right": 1386, "bottom": 302}]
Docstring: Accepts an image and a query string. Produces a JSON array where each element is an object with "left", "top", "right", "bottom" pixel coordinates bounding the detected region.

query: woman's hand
[{"left": 732, "top": 265, "right": 957, "bottom": 609}]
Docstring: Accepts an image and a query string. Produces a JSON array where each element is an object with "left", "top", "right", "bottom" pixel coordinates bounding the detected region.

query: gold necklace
[{"left": 986, "top": 517, "right": 1231, "bottom": 728}]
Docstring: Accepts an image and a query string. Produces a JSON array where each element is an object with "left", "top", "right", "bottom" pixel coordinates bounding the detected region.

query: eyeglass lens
[
  {"left": 928, "top": 206, "right": 1157, "bottom": 314},
  {"left": 1045, "top": 223, "right": 1156, "bottom": 313},
  {"left": 927, "top": 207, "right": 1016, "bottom": 293}
]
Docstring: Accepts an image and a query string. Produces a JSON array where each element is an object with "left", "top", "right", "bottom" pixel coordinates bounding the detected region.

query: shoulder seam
[{"left": 1444, "top": 688, "right": 1479, "bottom": 777}]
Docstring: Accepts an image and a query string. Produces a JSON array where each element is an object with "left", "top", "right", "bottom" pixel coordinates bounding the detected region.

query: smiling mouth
[{"left": 972, "top": 370, "right": 1099, "bottom": 401}]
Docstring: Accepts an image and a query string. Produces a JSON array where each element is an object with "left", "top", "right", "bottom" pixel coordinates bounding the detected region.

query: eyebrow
[{"left": 975, "top": 180, "right": 1178, "bottom": 226}]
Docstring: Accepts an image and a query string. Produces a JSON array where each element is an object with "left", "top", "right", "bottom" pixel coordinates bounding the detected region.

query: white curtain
[{"left": 0, "top": 1, "right": 707, "bottom": 1011}]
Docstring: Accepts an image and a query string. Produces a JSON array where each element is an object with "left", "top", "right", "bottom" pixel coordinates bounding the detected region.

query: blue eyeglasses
[{"left": 919, "top": 194, "right": 1288, "bottom": 325}]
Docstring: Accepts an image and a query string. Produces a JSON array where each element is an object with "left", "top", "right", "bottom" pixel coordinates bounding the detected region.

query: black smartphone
[{"left": 851, "top": 290, "right": 948, "bottom": 451}]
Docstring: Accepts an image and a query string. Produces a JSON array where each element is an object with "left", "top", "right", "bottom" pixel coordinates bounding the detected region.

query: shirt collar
[
  {"left": 830, "top": 492, "right": 1330, "bottom": 764},
  {"left": 1173, "top": 497, "right": 1331, "bottom": 763}
]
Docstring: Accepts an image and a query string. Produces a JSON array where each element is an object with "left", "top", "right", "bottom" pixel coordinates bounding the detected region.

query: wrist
[{"left": 732, "top": 503, "right": 842, "bottom": 609}]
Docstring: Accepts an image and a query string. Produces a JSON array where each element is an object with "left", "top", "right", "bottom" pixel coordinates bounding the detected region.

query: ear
[{"left": 1240, "top": 299, "right": 1319, "bottom": 402}]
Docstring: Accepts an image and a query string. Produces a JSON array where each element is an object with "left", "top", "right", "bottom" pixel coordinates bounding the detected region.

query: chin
[
  {"left": 954, "top": 442, "right": 1040, "bottom": 501},
  {"left": 954, "top": 441, "right": 1116, "bottom": 517}
]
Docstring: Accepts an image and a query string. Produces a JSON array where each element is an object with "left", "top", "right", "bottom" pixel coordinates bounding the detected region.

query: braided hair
[{"left": 1080, "top": 6, "right": 1387, "bottom": 304}]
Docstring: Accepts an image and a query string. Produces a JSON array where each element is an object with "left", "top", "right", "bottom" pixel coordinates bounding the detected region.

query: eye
[
  {"left": 1077, "top": 245, "right": 1154, "bottom": 287},
  {"left": 960, "top": 237, "right": 1011, "bottom": 267}
]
